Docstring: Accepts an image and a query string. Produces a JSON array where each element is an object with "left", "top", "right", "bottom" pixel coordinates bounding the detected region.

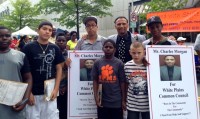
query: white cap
[{"left": 177, "top": 37, "right": 186, "bottom": 41}]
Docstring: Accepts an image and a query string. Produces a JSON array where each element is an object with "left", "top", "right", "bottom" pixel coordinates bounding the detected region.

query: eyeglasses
[
  {"left": 85, "top": 24, "right": 97, "bottom": 28},
  {"left": 0, "top": 34, "right": 11, "bottom": 38}
]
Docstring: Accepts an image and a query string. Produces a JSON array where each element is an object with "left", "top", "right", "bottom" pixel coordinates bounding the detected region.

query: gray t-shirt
[
  {"left": 75, "top": 35, "right": 107, "bottom": 50},
  {"left": 91, "top": 57, "right": 125, "bottom": 108},
  {"left": 0, "top": 49, "right": 30, "bottom": 119}
]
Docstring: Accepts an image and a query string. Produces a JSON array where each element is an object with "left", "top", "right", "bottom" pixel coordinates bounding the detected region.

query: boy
[
  {"left": 0, "top": 26, "right": 32, "bottom": 119},
  {"left": 22, "top": 21, "right": 65, "bottom": 119},
  {"left": 143, "top": 16, "right": 177, "bottom": 45}
]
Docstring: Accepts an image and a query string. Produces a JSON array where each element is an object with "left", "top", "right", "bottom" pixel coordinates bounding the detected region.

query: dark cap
[
  {"left": 83, "top": 16, "right": 97, "bottom": 25},
  {"left": 147, "top": 16, "right": 162, "bottom": 26}
]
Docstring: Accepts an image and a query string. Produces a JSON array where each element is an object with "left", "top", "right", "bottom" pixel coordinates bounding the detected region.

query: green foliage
[
  {"left": 0, "top": 0, "right": 43, "bottom": 31},
  {"left": 144, "top": 0, "right": 188, "bottom": 13},
  {"left": 36, "top": 0, "right": 113, "bottom": 29}
]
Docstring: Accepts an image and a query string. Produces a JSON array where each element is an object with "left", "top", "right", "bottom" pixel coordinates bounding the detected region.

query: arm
[
  {"left": 92, "top": 61, "right": 102, "bottom": 107},
  {"left": 50, "top": 63, "right": 63, "bottom": 100},
  {"left": 120, "top": 62, "right": 126, "bottom": 111},
  {"left": 13, "top": 72, "right": 33, "bottom": 111},
  {"left": 120, "top": 82, "right": 126, "bottom": 111},
  {"left": 93, "top": 76, "right": 102, "bottom": 107},
  {"left": 66, "top": 45, "right": 70, "bottom": 50}
]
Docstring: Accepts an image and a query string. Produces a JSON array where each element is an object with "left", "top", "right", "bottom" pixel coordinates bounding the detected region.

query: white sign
[
  {"left": 0, "top": 79, "right": 28, "bottom": 106},
  {"left": 68, "top": 51, "right": 104, "bottom": 119},
  {"left": 146, "top": 46, "right": 199, "bottom": 119}
]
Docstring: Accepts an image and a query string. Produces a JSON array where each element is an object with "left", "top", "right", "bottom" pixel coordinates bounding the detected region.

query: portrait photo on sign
[
  {"left": 159, "top": 55, "right": 182, "bottom": 81},
  {"left": 80, "top": 59, "right": 95, "bottom": 81}
]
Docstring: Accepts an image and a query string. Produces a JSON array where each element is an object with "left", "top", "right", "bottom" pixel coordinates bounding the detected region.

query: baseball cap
[
  {"left": 177, "top": 37, "right": 186, "bottom": 41},
  {"left": 147, "top": 16, "right": 162, "bottom": 26},
  {"left": 83, "top": 16, "right": 97, "bottom": 25}
]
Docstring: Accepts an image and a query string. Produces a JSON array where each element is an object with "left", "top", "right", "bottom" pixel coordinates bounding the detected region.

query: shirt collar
[{"left": 85, "top": 35, "right": 101, "bottom": 44}]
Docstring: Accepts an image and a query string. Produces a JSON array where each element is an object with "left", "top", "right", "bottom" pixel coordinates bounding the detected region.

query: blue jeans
[{"left": 127, "top": 110, "right": 150, "bottom": 119}]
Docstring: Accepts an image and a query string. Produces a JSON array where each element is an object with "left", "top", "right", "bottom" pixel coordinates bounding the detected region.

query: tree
[
  {"left": 0, "top": 0, "right": 43, "bottom": 31},
  {"left": 36, "top": 0, "right": 113, "bottom": 38}
]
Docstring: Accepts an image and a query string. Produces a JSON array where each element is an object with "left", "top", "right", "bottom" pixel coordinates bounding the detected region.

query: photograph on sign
[{"left": 159, "top": 55, "right": 182, "bottom": 81}]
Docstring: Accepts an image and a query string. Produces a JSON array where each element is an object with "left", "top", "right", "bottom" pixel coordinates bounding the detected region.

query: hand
[
  {"left": 65, "top": 58, "right": 71, "bottom": 68},
  {"left": 13, "top": 101, "right": 26, "bottom": 111},
  {"left": 59, "top": 86, "right": 67, "bottom": 95},
  {"left": 50, "top": 89, "right": 58, "bottom": 101},
  {"left": 28, "top": 93, "right": 35, "bottom": 106},
  {"left": 122, "top": 101, "right": 126, "bottom": 111},
  {"left": 95, "top": 96, "right": 103, "bottom": 107},
  {"left": 81, "top": 34, "right": 88, "bottom": 40}
]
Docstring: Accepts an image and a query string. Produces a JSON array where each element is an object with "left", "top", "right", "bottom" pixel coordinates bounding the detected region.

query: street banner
[
  {"left": 147, "top": 8, "right": 200, "bottom": 32},
  {"left": 146, "top": 46, "right": 199, "bottom": 119},
  {"left": 67, "top": 51, "right": 104, "bottom": 119}
]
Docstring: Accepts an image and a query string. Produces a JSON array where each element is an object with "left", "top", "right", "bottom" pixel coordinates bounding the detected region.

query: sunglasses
[{"left": 0, "top": 34, "right": 11, "bottom": 38}]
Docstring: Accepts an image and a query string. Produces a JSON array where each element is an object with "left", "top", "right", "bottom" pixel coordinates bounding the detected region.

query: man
[
  {"left": 177, "top": 37, "right": 186, "bottom": 45},
  {"left": 0, "top": 26, "right": 32, "bottom": 119},
  {"left": 22, "top": 21, "right": 65, "bottom": 119},
  {"left": 108, "top": 16, "right": 146, "bottom": 63},
  {"left": 160, "top": 55, "right": 182, "bottom": 81},
  {"left": 48, "top": 26, "right": 56, "bottom": 44},
  {"left": 75, "top": 16, "right": 107, "bottom": 50},
  {"left": 143, "top": 16, "right": 177, "bottom": 46}
]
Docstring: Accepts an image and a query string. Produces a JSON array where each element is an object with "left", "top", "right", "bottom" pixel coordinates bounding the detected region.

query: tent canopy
[{"left": 12, "top": 26, "right": 38, "bottom": 36}]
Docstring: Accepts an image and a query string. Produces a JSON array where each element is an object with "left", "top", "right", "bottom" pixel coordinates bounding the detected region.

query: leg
[
  {"left": 127, "top": 110, "right": 140, "bottom": 119},
  {"left": 25, "top": 95, "right": 41, "bottom": 119},
  {"left": 57, "top": 92, "right": 67, "bottom": 119},
  {"left": 97, "top": 107, "right": 108, "bottom": 119},
  {"left": 41, "top": 96, "right": 59, "bottom": 119},
  {"left": 110, "top": 108, "right": 123, "bottom": 119},
  {"left": 141, "top": 112, "right": 150, "bottom": 119}
]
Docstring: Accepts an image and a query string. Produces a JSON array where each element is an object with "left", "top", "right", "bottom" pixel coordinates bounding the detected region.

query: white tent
[{"left": 12, "top": 26, "right": 38, "bottom": 36}]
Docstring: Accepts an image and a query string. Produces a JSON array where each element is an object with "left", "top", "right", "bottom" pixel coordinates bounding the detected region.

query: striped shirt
[{"left": 124, "top": 60, "right": 149, "bottom": 112}]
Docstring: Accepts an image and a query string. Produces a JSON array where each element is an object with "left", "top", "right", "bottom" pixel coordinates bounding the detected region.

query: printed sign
[
  {"left": 147, "top": 8, "right": 200, "bottom": 32},
  {"left": 146, "top": 46, "right": 199, "bottom": 119},
  {"left": 67, "top": 51, "right": 104, "bottom": 119}
]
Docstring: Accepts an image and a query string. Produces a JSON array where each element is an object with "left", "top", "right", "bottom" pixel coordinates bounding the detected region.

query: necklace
[{"left": 38, "top": 42, "right": 49, "bottom": 54}]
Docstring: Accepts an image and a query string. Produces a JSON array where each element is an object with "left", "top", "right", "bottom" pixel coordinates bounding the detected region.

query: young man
[
  {"left": 0, "top": 26, "right": 32, "bottom": 119},
  {"left": 75, "top": 16, "right": 107, "bottom": 50},
  {"left": 22, "top": 21, "right": 65, "bottom": 119},
  {"left": 55, "top": 33, "right": 68, "bottom": 119},
  {"left": 92, "top": 39, "right": 126, "bottom": 119},
  {"left": 108, "top": 16, "right": 146, "bottom": 63},
  {"left": 143, "top": 16, "right": 177, "bottom": 46}
]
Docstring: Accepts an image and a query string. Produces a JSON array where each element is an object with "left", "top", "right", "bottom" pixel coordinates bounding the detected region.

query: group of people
[{"left": 1, "top": 14, "right": 196, "bottom": 119}]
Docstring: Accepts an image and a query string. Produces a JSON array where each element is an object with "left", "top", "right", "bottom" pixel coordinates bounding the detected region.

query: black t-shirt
[
  {"left": 147, "top": 39, "right": 173, "bottom": 45},
  {"left": 22, "top": 41, "right": 65, "bottom": 95}
]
